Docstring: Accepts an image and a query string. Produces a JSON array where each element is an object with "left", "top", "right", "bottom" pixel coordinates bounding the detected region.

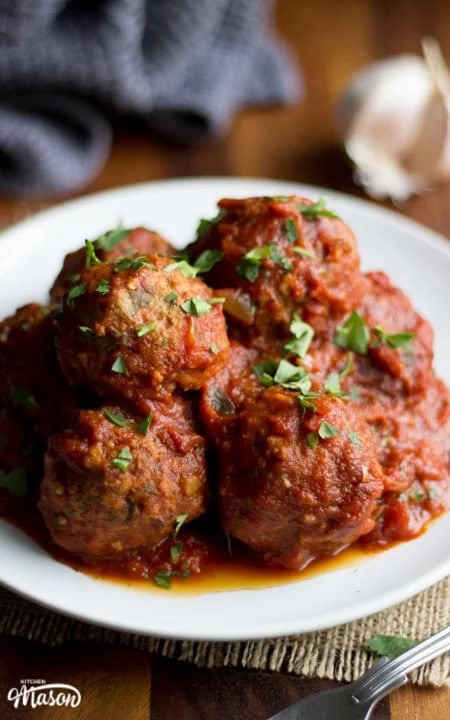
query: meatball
[
  {"left": 202, "top": 355, "right": 384, "bottom": 568},
  {"left": 187, "top": 196, "right": 364, "bottom": 345},
  {"left": 50, "top": 226, "right": 174, "bottom": 304},
  {"left": 39, "top": 397, "right": 208, "bottom": 558},
  {"left": 57, "top": 253, "right": 229, "bottom": 404},
  {"left": 357, "top": 272, "right": 434, "bottom": 394},
  {"left": 0, "top": 304, "right": 77, "bottom": 436}
]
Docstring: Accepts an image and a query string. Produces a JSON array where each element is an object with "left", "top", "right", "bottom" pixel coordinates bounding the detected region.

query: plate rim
[{"left": 0, "top": 176, "right": 449, "bottom": 641}]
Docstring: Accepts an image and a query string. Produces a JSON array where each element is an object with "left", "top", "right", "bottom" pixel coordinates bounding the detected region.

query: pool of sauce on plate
[{"left": 0, "top": 491, "right": 412, "bottom": 595}]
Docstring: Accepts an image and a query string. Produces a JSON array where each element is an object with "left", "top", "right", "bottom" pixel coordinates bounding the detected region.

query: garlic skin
[{"left": 339, "top": 41, "right": 450, "bottom": 202}]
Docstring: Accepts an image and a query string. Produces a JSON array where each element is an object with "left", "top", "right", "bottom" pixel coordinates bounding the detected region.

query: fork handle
[{"left": 353, "top": 626, "right": 450, "bottom": 705}]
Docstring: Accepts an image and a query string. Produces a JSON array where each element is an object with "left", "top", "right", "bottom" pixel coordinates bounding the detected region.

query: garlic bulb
[{"left": 339, "top": 39, "right": 450, "bottom": 202}]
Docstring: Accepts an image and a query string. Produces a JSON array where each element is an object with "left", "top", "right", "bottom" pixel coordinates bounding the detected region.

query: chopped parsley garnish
[
  {"left": 349, "top": 387, "right": 360, "bottom": 400},
  {"left": 372, "top": 326, "right": 415, "bottom": 350},
  {"left": 85, "top": 239, "right": 104, "bottom": 269},
  {"left": 11, "top": 388, "right": 38, "bottom": 410},
  {"left": 154, "top": 572, "right": 172, "bottom": 589},
  {"left": 298, "top": 196, "right": 339, "bottom": 220},
  {"left": 367, "top": 634, "right": 416, "bottom": 659},
  {"left": 335, "top": 312, "right": 370, "bottom": 354},
  {"left": 170, "top": 543, "right": 183, "bottom": 563},
  {"left": 164, "top": 259, "right": 197, "bottom": 277},
  {"left": 0, "top": 467, "right": 28, "bottom": 498},
  {"left": 164, "top": 290, "right": 178, "bottom": 304},
  {"left": 136, "top": 413, "right": 153, "bottom": 436},
  {"left": 114, "top": 256, "right": 152, "bottom": 272},
  {"left": 111, "top": 447, "right": 132, "bottom": 472},
  {"left": 174, "top": 514, "right": 188, "bottom": 538},
  {"left": 340, "top": 353, "right": 354, "bottom": 379},
  {"left": 428, "top": 488, "right": 439, "bottom": 500},
  {"left": 209, "top": 297, "right": 225, "bottom": 305},
  {"left": 253, "top": 358, "right": 318, "bottom": 414},
  {"left": 293, "top": 246, "right": 316, "bottom": 258},
  {"left": 210, "top": 342, "right": 220, "bottom": 354},
  {"left": 209, "top": 387, "right": 236, "bottom": 415},
  {"left": 136, "top": 321, "right": 157, "bottom": 337},
  {"left": 318, "top": 421, "right": 341, "bottom": 439},
  {"left": 284, "top": 314, "right": 314, "bottom": 359},
  {"left": 195, "top": 210, "right": 225, "bottom": 238},
  {"left": 193, "top": 249, "right": 224, "bottom": 273},
  {"left": 103, "top": 409, "right": 128, "bottom": 427},
  {"left": 68, "top": 273, "right": 81, "bottom": 283},
  {"left": 79, "top": 325, "right": 95, "bottom": 338},
  {"left": 306, "top": 432, "right": 319, "bottom": 449},
  {"left": 236, "top": 244, "right": 292, "bottom": 282},
  {"left": 324, "top": 372, "right": 345, "bottom": 398},
  {"left": 95, "top": 279, "right": 110, "bottom": 295},
  {"left": 348, "top": 431, "right": 362, "bottom": 447},
  {"left": 284, "top": 217, "right": 298, "bottom": 243},
  {"left": 181, "top": 296, "right": 213, "bottom": 316},
  {"left": 94, "top": 223, "right": 130, "bottom": 251},
  {"left": 111, "top": 356, "right": 128, "bottom": 375},
  {"left": 67, "top": 282, "right": 86, "bottom": 306},
  {"left": 410, "top": 491, "right": 426, "bottom": 502}
]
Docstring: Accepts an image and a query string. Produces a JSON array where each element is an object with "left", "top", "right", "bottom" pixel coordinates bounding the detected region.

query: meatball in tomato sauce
[
  {"left": 57, "top": 253, "right": 229, "bottom": 405},
  {"left": 0, "top": 304, "right": 77, "bottom": 436},
  {"left": 51, "top": 226, "right": 174, "bottom": 304},
  {"left": 39, "top": 398, "right": 208, "bottom": 558},
  {"left": 201, "top": 356, "right": 384, "bottom": 569},
  {"left": 187, "top": 196, "right": 364, "bottom": 346}
]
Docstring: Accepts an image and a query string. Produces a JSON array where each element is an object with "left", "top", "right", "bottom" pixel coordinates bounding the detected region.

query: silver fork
[{"left": 267, "top": 625, "right": 450, "bottom": 720}]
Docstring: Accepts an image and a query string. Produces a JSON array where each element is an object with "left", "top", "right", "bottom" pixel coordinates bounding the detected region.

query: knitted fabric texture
[{"left": 0, "top": 0, "right": 300, "bottom": 196}]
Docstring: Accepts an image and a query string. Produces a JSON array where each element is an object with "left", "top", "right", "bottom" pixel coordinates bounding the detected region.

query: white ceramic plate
[{"left": 0, "top": 177, "right": 449, "bottom": 641}]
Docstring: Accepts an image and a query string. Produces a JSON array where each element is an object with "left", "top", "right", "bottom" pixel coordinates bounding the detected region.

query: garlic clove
[{"left": 339, "top": 40, "right": 450, "bottom": 201}]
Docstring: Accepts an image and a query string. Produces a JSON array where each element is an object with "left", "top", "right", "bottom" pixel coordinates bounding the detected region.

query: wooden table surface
[{"left": 0, "top": 1, "right": 449, "bottom": 717}]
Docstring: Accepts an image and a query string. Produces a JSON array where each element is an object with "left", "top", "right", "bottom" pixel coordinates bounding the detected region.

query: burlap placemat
[{"left": 1, "top": 578, "right": 448, "bottom": 687}]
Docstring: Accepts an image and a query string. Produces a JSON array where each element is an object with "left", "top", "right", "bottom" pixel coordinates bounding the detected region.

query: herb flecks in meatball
[
  {"left": 57, "top": 253, "right": 229, "bottom": 404},
  {"left": 39, "top": 400, "right": 208, "bottom": 558}
]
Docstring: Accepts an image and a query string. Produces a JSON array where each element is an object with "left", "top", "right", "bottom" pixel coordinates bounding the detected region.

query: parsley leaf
[
  {"left": 111, "top": 447, "right": 132, "bottom": 472},
  {"left": 293, "top": 246, "right": 316, "bottom": 258},
  {"left": 67, "top": 283, "right": 86, "bottom": 306},
  {"left": 193, "top": 249, "right": 224, "bottom": 273},
  {"left": 284, "top": 314, "right": 314, "bottom": 359},
  {"left": 195, "top": 210, "right": 225, "bottom": 238},
  {"left": 11, "top": 387, "right": 38, "bottom": 410},
  {"left": 170, "top": 543, "right": 183, "bottom": 564},
  {"left": 324, "top": 371, "right": 345, "bottom": 398},
  {"left": 111, "top": 356, "right": 128, "bottom": 375},
  {"left": 335, "top": 312, "right": 370, "bottom": 354},
  {"left": 85, "top": 239, "right": 104, "bottom": 269},
  {"left": 95, "top": 279, "right": 110, "bottom": 295},
  {"left": 114, "top": 256, "right": 152, "bottom": 272},
  {"left": 164, "top": 290, "right": 178, "bottom": 304},
  {"left": 94, "top": 223, "right": 130, "bottom": 251},
  {"left": 79, "top": 325, "right": 96, "bottom": 338},
  {"left": 236, "top": 244, "right": 291, "bottom": 282},
  {"left": 0, "top": 467, "right": 28, "bottom": 498},
  {"left": 209, "top": 342, "right": 220, "bottom": 354},
  {"left": 136, "top": 413, "right": 153, "bottom": 436},
  {"left": 181, "top": 296, "right": 213, "bottom": 316},
  {"left": 209, "top": 387, "right": 236, "bottom": 415},
  {"left": 174, "top": 514, "right": 188, "bottom": 538},
  {"left": 348, "top": 431, "right": 362, "bottom": 447},
  {"left": 136, "top": 322, "right": 157, "bottom": 337},
  {"left": 284, "top": 217, "right": 298, "bottom": 243},
  {"left": 154, "top": 572, "right": 172, "bottom": 589},
  {"left": 306, "top": 432, "right": 319, "bottom": 449},
  {"left": 367, "top": 634, "right": 416, "bottom": 659},
  {"left": 318, "top": 421, "right": 341, "bottom": 439},
  {"left": 103, "top": 409, "right": 128, "bottom": 428},
  {"left": 373, "top": 326, "right": 415, "bottom": 350},
  {"left": 298, "top": 196, "right": 339, "bottom": 220},
  {"left": 340, "top": 353, "right": 354, "bottom": 379}
]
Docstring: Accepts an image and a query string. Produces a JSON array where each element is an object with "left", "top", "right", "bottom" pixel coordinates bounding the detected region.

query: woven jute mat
[{"left": 0, "top": 579, "right": 449, "bottom": 687}]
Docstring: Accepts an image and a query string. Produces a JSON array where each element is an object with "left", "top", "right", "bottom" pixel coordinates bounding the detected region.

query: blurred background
[{"left": 0, "top": 0, "right": 449, "bottom": 235}]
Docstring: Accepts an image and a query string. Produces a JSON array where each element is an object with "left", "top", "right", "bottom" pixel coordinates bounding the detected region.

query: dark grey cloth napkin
[{"left": 0, "top": 0, "right": 300, "bottom": 197}]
